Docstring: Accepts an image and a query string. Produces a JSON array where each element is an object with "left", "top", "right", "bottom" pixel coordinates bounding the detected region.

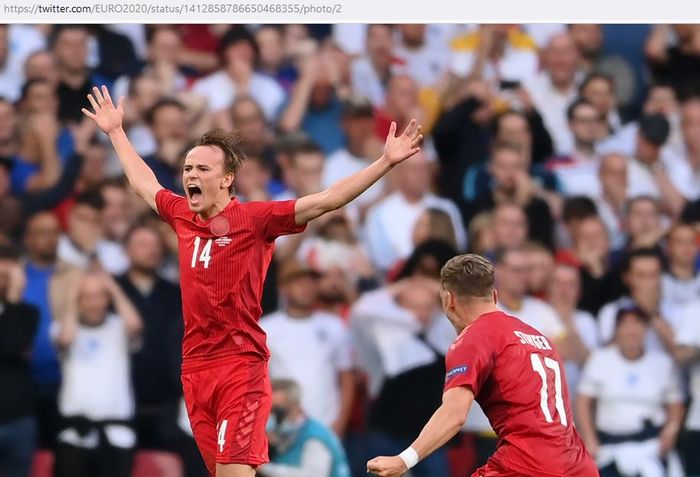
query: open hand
[
  {"left": 367, "top": 456, "right": 408, "bottom": 477},
  {"left": 383, "top": 119, "right": 423, "bottom": 166},
  {"left": 81, "top": 85, "right": 124, "bottom": 135}
]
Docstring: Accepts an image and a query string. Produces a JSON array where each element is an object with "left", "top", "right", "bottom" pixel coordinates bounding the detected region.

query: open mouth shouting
[{"left": 186, "top": 184, "right": 203, "bottom": 207}]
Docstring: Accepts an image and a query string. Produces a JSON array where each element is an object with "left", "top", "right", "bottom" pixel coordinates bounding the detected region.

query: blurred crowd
[{"left": 1, "top": 22, "right": 700, "bottom": 477}]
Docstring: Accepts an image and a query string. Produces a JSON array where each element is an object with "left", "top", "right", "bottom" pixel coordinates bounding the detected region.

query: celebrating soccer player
[
  {"left": 82, "top": 85, "right": 422, "bottom": 477},
  {"left": 367, "top": 254, "right": 598, "bottom": 477}
]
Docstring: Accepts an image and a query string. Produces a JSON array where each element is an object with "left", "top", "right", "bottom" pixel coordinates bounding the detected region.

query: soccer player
[
  {"left": 367, "top": 254, "right": 598, "bottom": 477},
  {"left": 82, "top": 85, "right": 423, "bottom": 477}
]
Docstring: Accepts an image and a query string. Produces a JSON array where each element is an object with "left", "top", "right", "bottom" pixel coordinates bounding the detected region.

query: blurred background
[{"left": 0, "top": 22, "right": 700, "bottom": 477}]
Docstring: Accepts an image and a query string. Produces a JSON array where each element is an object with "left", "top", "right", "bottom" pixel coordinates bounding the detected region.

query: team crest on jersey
[
  {"left": 215, "top": 237, "right": 232, "bottom": 247},
  {"left": 446, "top": 365, "right": 468, "bottom": 381}
]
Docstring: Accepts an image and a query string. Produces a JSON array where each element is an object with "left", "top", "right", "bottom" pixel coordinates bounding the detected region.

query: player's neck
[
  {"left": 464, "top": 303, "right": 500, "bottom": 326},
  {"left": 198, "top": 196, "right": 233, "bottom": 221},
  {"left": 498, "top": 292, "right": 523, "bottom": 311}
]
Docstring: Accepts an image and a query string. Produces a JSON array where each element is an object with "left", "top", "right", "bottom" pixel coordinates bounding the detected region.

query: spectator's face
[
  {"left": 232, "top": 100, "right": 267, "bottom": 145},
  {"left": 78, "top": 276, "right": 110, "bottom": 325},
  {"left": 282, "top": 275, "right": 318, "bottom": 310},
  {"left": 367, "top": 25, "right": 393, "bottom": 67},
  {"left": 496, "top": 250, "right": 530, "bottom": 299},
  {"left": 68, "top": 203, "right": 102, "bottom": 248},
  {"left": 234, "top": 159, "right": 269, "bottom": 199},
  {"left": 626, "top": 200, "right": 661, "bottom": 239},
  {"left": 489, "top": 148, "right": 523, "bottom": 193},
  {"left": 25, "top": 52, "right": 59, "bottom": 86},
  {"left": 397, "top": 284, "right": 438, "bottom": 325},
  {"left": 0, "top": 101, "right": 17, "bottom": 143},
  {"left": 547, "top": 264, "right": 580, "bottom": 309},
  {"left": 574, "top": 217, "right": 609, "bottom": 258},
  {"left": 615, "top": 312, "right": 647, "bottom": 356},
  {"left": 22, "top": 82, "right": 59, "bottom": 115},
  {"left": 667, "top": 226, "right": 698, "bottom": 268},
  {"left": 399, "top": 24, "right": 426, "bottom": 48},
  {"left": 569, "top": 103, "right": 600, "bottom": 145},
  {"left": 224, "top": 41, "right": 255, "bottom": 68},
  {"left": 398, "top": 152, "right": 431, "bottom": 198},
  {"left": 342, "top": 115, "right": 374, "bottom": 149},
  {"left": 318, "top": 267, "right": 351, "bottom": 305},
  {"left": 126, "top": 228, "right": 163, "bottom": 273},
  {"left": 412, "top": 210, "right": 432, "bottom": 246},
  {"left": 569, "top": 24, "right": 603, "bottom": 57},
  {"left": 148, "top": 28, "right": 181, "bottom": 65},
  {"left": 255, "top": 27, "right": 284, "bottom": 70},
  {"left": 543, "top": 34, "right": 578, "bottom": 86},
  {"left": 24, "top": 212, "right": 60, "bottom": 263},
  {"left": 152, "top": 105, "right": 187, "bottom": 144},
  {"left": 289, "top": 152, "right": 324, "bottom": 197},
  {"left": 81, "top": 143, "right": 107, "bottom": 188},
  {"left": 627, "top": 256, "right": 661, "bottom": 298},
  {"left": 131, "top": 76, "right": 162, "bottom": 116},
  {"left": 644, "top": 86, "right": 678, "bottom": 117},
  {"left": 527, "top": 250, "right": 554, "bottom": 293},
  {"left": 492, "top": 205, "right": 527, "bottom": 249},
  {"left": 497, "top": 114, "right": 531, "bottom": 149},
  {"left": 599, "top": 153, "right": 628, "bottom": 201},
  {"left": 183, "top": 146, "right": 232, "bottom": 213},
  {"left": 681, "top": 100, "right": 700, "bottom": 151},
  {"left": 581, "top": 78, "right": 615, "bottom": 116},
  {"left": 53, "top": 28, "right": 89, "bottom": 72},
  {"left": 101, "top": 185, "right": 130, "bottom": 242},
  {"left": 386, "top": 75, "right": 418, "bottom": 118}
]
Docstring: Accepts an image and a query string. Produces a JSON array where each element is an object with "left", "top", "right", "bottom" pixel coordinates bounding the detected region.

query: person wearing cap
[
  {"left": 260, "top": 259, "right": 354, "bottom": 437},
  {"left": 192, "top": 26, "right": 285, "bottom": 121},
  {"left": 627, "top": 113, "right": 687, "bottom": 216},
  {"left": 576, "top": 306, "right": 685, "bottom": 476}
]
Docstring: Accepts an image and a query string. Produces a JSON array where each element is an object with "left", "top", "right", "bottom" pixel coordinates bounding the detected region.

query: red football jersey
[
  {"left": 155, "top": 189, "right": 306, "bottom": 370},
  {"left": 445, "top": 311, "right": 597, "bottom": 477}
]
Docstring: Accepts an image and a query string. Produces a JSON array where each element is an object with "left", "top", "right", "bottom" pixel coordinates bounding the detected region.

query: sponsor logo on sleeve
[{"left": 445, "top": 365, "right": 468, "bottom": 381}]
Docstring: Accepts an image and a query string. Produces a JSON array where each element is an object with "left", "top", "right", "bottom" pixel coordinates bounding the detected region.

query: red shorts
[{"left": 181, "top": 355, "right": 271, "bottom": 473}]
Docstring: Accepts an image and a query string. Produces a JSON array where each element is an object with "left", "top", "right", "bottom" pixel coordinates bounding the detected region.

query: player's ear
[{"left": 221, "top": 172, "right": 234, "bottom": 191}]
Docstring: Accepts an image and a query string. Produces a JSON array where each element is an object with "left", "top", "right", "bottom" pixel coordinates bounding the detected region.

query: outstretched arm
[
  {"left": 82, "top": 86, "right": 163, "bottom": 211},
  {"left": 367, "top": 387, "right": 473, "bottom": 477},
  {"left": 294, "top": 120, "right": 423, "bottom": 225}
]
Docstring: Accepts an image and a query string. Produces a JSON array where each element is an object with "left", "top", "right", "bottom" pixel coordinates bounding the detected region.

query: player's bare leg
[{"left": 216, "top": 463, "right": 256, "bottom": 477}]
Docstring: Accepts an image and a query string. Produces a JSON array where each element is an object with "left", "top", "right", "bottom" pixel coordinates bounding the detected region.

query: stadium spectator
[
  {"left": 350, "top": 24, "right": 394, "bottom": 108},
  {"left": 578, "top": 73, "right": 622, "bottom": 136},
  {"left": 258, "top": 379, "right": 352, "bottom": 477},
  {"left": 0, "top": 246, "right": 40, "bottom": 477},
  {"left": 350, "top": 277, "right": 454, "bottom": 477},
  {"left": 623, "top": 195, "right": 665, "bottom": 252},
  {"left": 393, "top": 24, "right": 450, "bottom": 89},
  {"left": 523, "top": 241, "right": 555, "bottom": 298},
  {"left": 577, "top": 306, "right": 685, "bottom": 477},
  {"left": 490, "top": 203, "right": 528, "bottom": 252},
  {"left": 52, "top": 271, "right": 142, "bottom": 477},
  {"left": 254, "top": 25, "right": 297, "bottom": 93},
  {"left": 261, "top": 260, "right": 354, "bottom": 434},
  {"left": 595, "top": 153, "right": 628, "bottom": 251},
  {"left": 662, "top": 221, "right": 700, "bottom": 306},
  {"left": 116, "top": 225, "right": 183, "bottom": 452},
  {"left": 411, "top": 208, "right": 458, "bottom": 251},
  {"left": 646, "top": 24, "right": 700, "bottom": 98}
]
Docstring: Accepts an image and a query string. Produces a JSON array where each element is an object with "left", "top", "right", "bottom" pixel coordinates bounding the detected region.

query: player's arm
[
  {"left": 82, "top": 86, "right": 163, "bottom": 211},
  {"left": 294, "top": 120, "right": 423, "bottom": 225},
  {"left": 367, "top": 386, "right": 473, "bottom": 476}
]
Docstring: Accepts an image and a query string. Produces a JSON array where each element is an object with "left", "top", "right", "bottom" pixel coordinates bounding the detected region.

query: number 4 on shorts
[{"left": 217, "top": 419, "right": 228, "bottom": 452}]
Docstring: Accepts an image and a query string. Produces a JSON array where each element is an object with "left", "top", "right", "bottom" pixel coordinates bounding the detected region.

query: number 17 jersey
[
  {"left": 155, "top": 189, "right": 306, "bottom": 372},
  {"left": 444, "top": 311, "right": 598, "bottom": 477}
]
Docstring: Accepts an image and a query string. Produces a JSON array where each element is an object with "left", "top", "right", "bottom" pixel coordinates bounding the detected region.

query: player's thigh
[
  {"left": 214, "top": 360, "right": 272, "bottom": 467},
  {"left": 183, "top": 373, "right": 218, "bottom": 474},
  {"left": 216, "top": 463, "right": 256, "bottom": 477}
]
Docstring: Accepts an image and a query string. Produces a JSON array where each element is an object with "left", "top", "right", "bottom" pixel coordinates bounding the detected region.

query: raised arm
[
  {"left": 82, "top": 85, "right": 163, "bottom": 210},
  {"left": 294, "top": 120, "right": 423, "bottom": 225},
  {"left": 367, "top": 386, "right": 473, "bottom": 477}
]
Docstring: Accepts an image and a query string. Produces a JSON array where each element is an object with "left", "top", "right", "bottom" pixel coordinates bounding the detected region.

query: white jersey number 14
[{"left": 191, "top": 237, "right": 213, "bottom": 269}]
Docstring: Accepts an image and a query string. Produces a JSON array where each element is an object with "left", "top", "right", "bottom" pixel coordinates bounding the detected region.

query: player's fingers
[
  {"left": 101, "top": 85, "right": 113, "bottom": 106},
  {"left": 117, "top": 96, "right": 126, "bottom": 112},
  {"left": 92, "top": 86, "right": 105, "bottom": 104},
  {"left": 87, "top": 94, "right": 100, "bottom": 112},
  {"left": 402, "top": 118, "right": 417, "bottom": 137},
  {"left": 411, "top": 134, "right": 424, "bottom": 148},
  {"left": 411, "top": 124, "right": 423, "bottom": 141},
  {"left": 81, "top": 108, "right": 96, "bottom": 120},
  {"left": 387, "top": 121, "right": 397, "bottom": 139}
]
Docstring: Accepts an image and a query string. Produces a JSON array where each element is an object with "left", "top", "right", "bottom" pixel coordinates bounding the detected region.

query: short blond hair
[{"left": 440, "top": 253, "right": 494, "bottom": 299}]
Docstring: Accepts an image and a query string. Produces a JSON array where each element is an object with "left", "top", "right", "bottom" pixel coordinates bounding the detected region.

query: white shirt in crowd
[
  {"left": 0, "top": 25, "right": 46, "bottom": 101},
  {"left": 597, "top": 297, "right": 682, "bottom": 354},
  {"left": 594, "top": 197, "right": 626, "bottom": 252},
  {"left": 58, "top": 235, "right": 130, "bottom": 276},
  {"left": 52, "top": 314, "right": 136, "bottom": 449},
  {"left": 550, "top": 156, "right": 602, "bottom": 198},
  {"left": 192, "top": 70, "right": 285, "bottom": 121},
  {"left": 675, "top": 301, "right": 700, "bottom": 431},
  {"left": 525, "top": 72, "right": 580, "bottom": 155},
  {"left": 662, "top": 272, "right": 700, "bottom": 307},
  {"left": 578, "top": 345, "right": 684, "bottom": 434},
  {"left": 392, "top": 42, "right": 450, "bottom": 88},
  {"left": 261, "top": 310, "right": 353, "bottom": 426},
  {"left": 498, "top": 296, "right": 567, "bottom": 341},
  {"left": 363, "top": 192, "right": 466, "bottom": 271},
  {"left": 350, "top": 57, "right": 387, "bottom": 108},
  {"left": 564, "top": 310, "right": 602, "bottom": 400}
]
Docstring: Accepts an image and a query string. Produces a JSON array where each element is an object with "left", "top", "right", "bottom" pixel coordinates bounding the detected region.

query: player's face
[{"left": 183, "top": 146, "right": 233, "bottom": 214}]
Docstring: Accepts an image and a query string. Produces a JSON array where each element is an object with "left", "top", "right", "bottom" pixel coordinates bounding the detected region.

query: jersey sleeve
[
  {"left": 244, "top": 200, "right": 307, "bottom": 241},
  {"left": 444, "top": 331, "right": 495, "bottom": 395},
  {"left": 155, "top": 189, "right": 188, "bottom": 228}
]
